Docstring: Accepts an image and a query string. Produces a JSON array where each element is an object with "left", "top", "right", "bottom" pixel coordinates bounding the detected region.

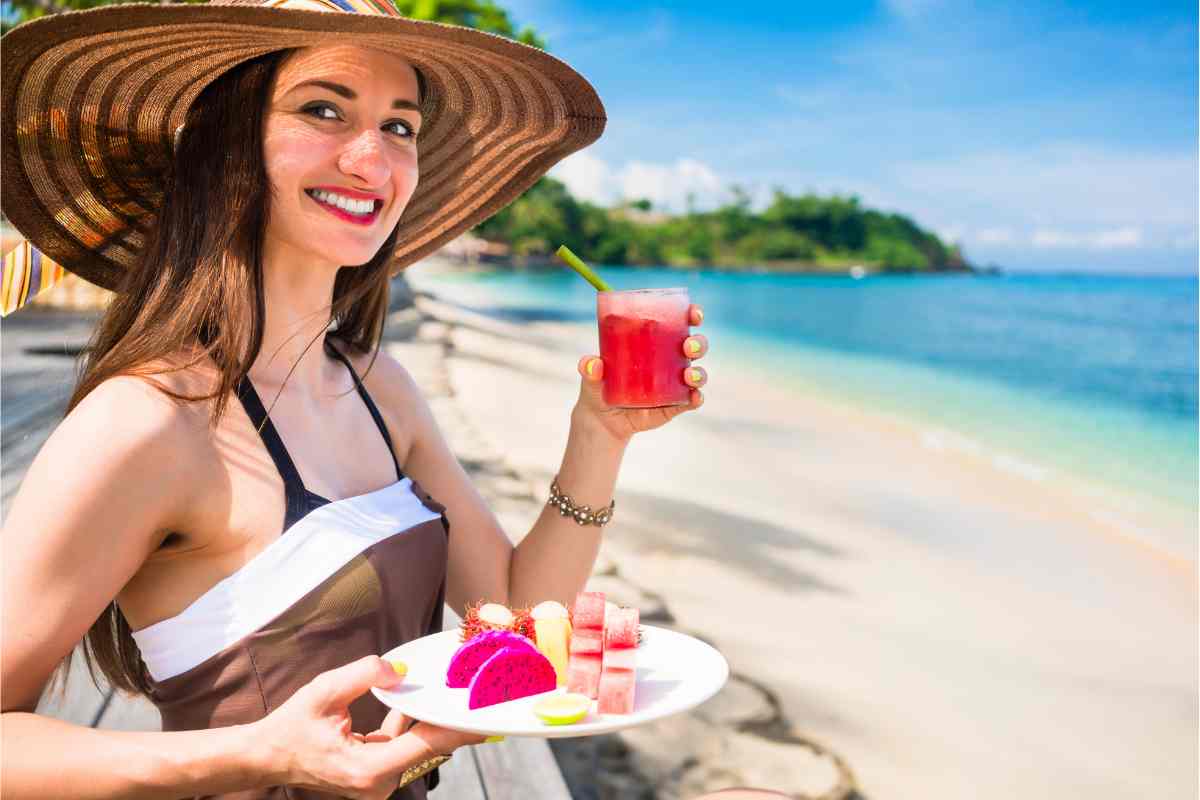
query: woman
[{"left": 1, "top": 1, "right": 711, "bottom": 798}]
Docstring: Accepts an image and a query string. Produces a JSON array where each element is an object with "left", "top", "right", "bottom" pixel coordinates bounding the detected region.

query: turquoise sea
[{"left": 413, "top": 267, "right": 1198, "bottom": 543}]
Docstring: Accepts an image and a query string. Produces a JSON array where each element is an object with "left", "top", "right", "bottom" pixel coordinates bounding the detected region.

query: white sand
[{"left": 408, "top": 276, "right": 1197, "bottom": 799}]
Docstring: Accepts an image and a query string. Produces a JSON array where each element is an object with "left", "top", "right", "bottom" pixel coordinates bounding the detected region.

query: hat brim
[{"left": 1, "top": 3, "right": 606, "bottom": 291}]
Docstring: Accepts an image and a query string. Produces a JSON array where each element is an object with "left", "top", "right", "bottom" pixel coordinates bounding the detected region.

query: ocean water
[{"left": 410, "top": 266, "right": 1198, "bottom": 541}]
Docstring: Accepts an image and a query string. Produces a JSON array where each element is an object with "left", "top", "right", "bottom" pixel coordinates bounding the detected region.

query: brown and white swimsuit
[{"left": 132, "top": 339, "right": 449, "bottom": 799}]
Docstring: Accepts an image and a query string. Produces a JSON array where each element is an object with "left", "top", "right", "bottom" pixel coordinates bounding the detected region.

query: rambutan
[
  {"left": 511, "top": 606, "right": 537, "bottom": 642},
  {"left": 458, "top": 600, "right": 516, "bottom": 643}
]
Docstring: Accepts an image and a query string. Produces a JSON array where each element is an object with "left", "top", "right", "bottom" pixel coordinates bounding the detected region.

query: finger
[
  {"left": 682, "top": 334, "right": 708, "bottom": 360},
  {"left": 362, "top": 732, "right": 388, "bottom": 743},
  {"left": 688, "top": 304, "right": 704, "bottom": 327},
  {"left": 368, "top": 722, "right": 487, "bottom": 775},
  {"left": 380, "top": 708, "right": 413, "bottom": 738},
  {"left": 684, "top": 366, "right": 707, "bottom": 389},
  {"left": 578, "top": 355, "right": 603, "bottom": 381},
  {"left": 311, "top": 655, "right": 404, "bottom": 711}
]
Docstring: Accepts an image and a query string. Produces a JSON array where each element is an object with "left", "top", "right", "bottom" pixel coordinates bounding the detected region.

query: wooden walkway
[{"left": 1, "top": 308, "right": 572, "bottom": 799}]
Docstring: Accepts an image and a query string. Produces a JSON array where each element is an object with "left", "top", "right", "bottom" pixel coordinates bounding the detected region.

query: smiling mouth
[{"left": 305, "top": 189, "right": 383, "bottom": 224}]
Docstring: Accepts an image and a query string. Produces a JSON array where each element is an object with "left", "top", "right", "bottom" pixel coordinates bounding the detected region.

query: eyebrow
[{"left": 286, "top": 79, "right": 421, "bottom": 111}]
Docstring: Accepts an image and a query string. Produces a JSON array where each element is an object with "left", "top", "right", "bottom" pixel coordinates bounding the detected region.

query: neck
[{"left": 250, "top": 241, "right": 342, "bottom": 396}]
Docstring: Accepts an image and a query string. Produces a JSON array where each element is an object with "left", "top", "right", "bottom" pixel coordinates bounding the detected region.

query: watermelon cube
[
  {"left": 604, "top": 607, "right": 639, "bottom": 648},
  {"left": 566, "top": 591, "right": 606, "bottom": 698},
  {"left": 598, "top": 607, "right": 638, "bottom": 714},
  {"left": 566, "top": 651, "right": 602, "bottom": 698},
  {"left": 597, "top": 665, "right": 636, "bottom": 715},
  {"left": 572, "top": 591, "right": 606, "bottom": 628}
]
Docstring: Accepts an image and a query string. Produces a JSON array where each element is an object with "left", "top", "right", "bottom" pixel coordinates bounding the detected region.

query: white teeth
[{"left": 310, "top": 189, "right": 375, "bottom": 216}]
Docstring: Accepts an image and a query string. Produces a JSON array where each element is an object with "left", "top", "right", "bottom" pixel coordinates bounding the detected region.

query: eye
[
  {"left": 384, "top": 119, "right": 417, "bottom": 140},
  {"left": 301, "top": 101, "right": 341, "bottom": 122},
  {"left": 302, "top": 104, "right": 415, "bottom": 141}
]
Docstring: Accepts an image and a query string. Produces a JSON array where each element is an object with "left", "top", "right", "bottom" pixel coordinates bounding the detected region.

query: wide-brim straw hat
[{"left": 0, "top": 0, "right": 606, "bottom": 303}]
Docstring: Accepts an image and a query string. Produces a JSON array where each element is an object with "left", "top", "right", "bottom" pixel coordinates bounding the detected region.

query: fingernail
[
  {"left": 695, "top": 308, "right": 704, "bottom": 324},
  {"left": 484, "top": 735, "right": 505, "bottom": 743},
  {"left": 388, "top": 659, "right": 408, "bottom": 678},
  {"left": 586, "top": 358, "right": 600, "bottom": 376},
  {"left": 686, "top": 339, "right": 701, "bottom": 355},
  {"left": 688, "top": 368, "right": 704, "bottom": 384}
]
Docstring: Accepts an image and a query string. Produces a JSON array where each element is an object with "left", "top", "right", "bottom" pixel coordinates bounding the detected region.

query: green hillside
[{"left": 474, "top": 177, "right": 970, "bottom": 273}]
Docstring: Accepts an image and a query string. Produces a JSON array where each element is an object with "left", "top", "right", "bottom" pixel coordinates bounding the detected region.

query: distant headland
[{"left": 465, "top": 177, "right": 984, "bottom": 275}]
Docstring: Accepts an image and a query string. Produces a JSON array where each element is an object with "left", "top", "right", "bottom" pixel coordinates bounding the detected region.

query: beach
[
  {"left": 403, "top": 261, "right": 1198, "bottom": 799},
  {"left": 5, "top": 263, "right": 1194, "bottom": 799}
]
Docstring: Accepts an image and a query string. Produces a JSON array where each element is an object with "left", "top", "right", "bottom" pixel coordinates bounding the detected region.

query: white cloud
[
  {"left": 549, "top": 152, "right": 611, "bottom": 205},
  {"left": 619, "top": 159, "right": 723, "bottom": 212},
  {"left": 976, "top": 227, "right": 1016, "bottom": 246},
  {"left": 550, "top": 153, "right": 726, "bottom": 213},
  {"left": 890, "top": 144, "right": 1197, "bottom": 254},
  {"left": 894, "top": 145, "right": 1196, "bottom": 229},
  {"left": 1031, "top": 227, "right": 1143, "bottom": 250}
]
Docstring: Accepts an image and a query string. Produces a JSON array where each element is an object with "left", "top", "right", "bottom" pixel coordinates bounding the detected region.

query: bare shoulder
[
  {"left": 71, "top": 353, "right": 218, "bottom": 447},
  {"left": 67, "top": 373, "right": 201, "bottom": 453},
  {"left": 48, "top": 356, "right": 221, "bottom": 507},
  {"left": 333, "top": 340, "right": 424, "bottom": 408}
]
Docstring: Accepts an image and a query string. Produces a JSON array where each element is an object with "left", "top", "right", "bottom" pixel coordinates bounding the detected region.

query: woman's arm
[
  {"left": 394, "top": 307, "right": 707, "bottom": 612},
  {"left": 504, "top": 405, "right": 626, "bottom": 607},
  {"left": 1, "top": 713, "right": 270, "bottom": 799},
  {"left": 0, "top": 375, "right": 249, "bottom": 796}
]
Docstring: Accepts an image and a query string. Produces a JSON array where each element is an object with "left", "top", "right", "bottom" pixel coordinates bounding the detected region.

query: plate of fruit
[{"left": 371, "top": 590, "right": 729, "bottom": 738}]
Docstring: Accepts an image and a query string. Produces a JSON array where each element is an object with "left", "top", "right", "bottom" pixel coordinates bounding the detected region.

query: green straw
[{"left": 556, "top": 245, "right": 612, "bottom": 292}]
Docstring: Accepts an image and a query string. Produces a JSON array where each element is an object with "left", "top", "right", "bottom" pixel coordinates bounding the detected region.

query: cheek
[
  {"left": 383, "top": 154, "right": 420, "bottom": 220},
  {"left": 263, "top": 122, "right": 328, "bottom": 189}
]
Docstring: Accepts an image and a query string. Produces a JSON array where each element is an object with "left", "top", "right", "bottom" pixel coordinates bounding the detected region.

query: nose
[{"left": 337, "top": 127, "right": 390, "bottom": 188}]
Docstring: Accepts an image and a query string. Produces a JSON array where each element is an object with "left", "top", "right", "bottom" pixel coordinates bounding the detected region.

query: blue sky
[{"left": 503, "top": 0, "right": 1198, "bottom": 274}]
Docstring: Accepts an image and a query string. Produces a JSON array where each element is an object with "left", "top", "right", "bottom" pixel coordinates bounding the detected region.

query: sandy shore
[{"left": 402, "top": 265, "right": 1198, "bottom": 800}]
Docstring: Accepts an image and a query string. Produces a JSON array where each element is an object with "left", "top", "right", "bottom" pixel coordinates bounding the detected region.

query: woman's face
[{"left": 263, "top": 45, "right": 423, "bottom": 271}]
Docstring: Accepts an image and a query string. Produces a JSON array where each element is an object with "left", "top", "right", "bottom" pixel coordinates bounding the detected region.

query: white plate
[{"left": 371, "top": 625, "right": 729, "bottom": 738}]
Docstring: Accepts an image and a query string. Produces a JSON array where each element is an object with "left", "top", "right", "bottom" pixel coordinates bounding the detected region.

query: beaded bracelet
[{"left": 548, "top": 476, "right": 615, "bottom": 527}]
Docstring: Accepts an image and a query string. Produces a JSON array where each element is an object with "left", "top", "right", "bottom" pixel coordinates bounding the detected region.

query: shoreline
[
  {"left": 405, "top": 261, "right": 1198, "bottom": 568},
  {"left": 405, "top": 266, "right": 1198, "bottom": 799},
  {"left": 717, "top": 330, "right": 1199, "bottom": 569}
]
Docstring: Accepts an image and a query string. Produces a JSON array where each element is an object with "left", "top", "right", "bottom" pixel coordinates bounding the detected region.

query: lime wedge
[{"left": 533, "top": 693, "right": 591, "bottom": 725}]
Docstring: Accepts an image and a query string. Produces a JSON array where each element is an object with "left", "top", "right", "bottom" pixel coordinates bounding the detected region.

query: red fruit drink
[{"left": 597, "top": 288, "right": 691, "bottom": 408}]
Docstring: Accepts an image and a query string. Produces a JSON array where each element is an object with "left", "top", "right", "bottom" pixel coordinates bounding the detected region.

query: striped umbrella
[{"left": 1, "top": 238, "right": 66, "bottom": 316}]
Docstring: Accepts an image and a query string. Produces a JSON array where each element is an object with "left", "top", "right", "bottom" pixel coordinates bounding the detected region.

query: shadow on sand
[{"left": 614, "top": 488, "right": 850, "bottom": 596}]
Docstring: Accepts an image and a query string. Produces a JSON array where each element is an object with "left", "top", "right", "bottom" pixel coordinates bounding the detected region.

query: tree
[
  {"left": 392, "top": 0, "right": 546, "bottom": 48},
  {"left": 2, "top": 0, "right": 546, "bottom": 44}
]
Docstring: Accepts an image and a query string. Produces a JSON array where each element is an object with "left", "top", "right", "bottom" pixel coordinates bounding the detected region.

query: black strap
[
  {"left": 323, "top": 337, "right": 404, "bottom": 482},
  {"left": 232, "top": 340, "right": 403, "bottom": 532},
  {"left": 234, "top": 376, "right": 322, "bottom": 532}
]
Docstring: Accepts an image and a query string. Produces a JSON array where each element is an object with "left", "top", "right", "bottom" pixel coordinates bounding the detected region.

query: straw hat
[{"left": 0, "top": 0, "right": 606, "bottom": 295}]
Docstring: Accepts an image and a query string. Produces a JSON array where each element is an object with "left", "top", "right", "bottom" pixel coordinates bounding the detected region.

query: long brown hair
[{"left": 56, "top": 47, "right": 417, "bottom": 697}]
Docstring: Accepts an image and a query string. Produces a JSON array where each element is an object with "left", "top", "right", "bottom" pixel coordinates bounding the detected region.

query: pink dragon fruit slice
[
  {"left": 467, "top": 646, "right": 557, "bottom": 709},
  {"left": 446, "top": 630, "right": 537, "bottom": 688}
]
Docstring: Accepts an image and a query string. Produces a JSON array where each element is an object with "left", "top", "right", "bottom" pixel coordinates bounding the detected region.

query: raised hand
[{"left": 575, "top": 303, "right": 708, "bottom": 444}]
